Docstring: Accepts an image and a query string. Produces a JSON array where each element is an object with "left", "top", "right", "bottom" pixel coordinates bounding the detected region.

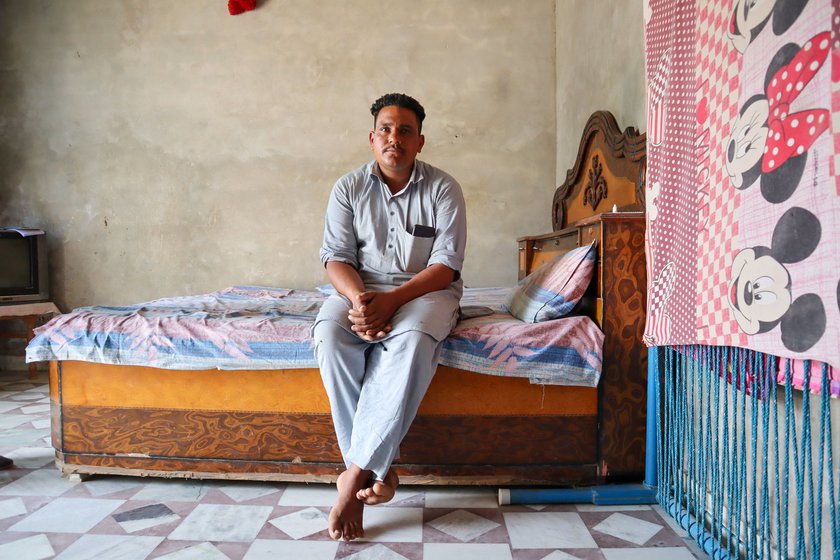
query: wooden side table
[{"left": 0, "top": 302, "right": 61, "bottom": 378}]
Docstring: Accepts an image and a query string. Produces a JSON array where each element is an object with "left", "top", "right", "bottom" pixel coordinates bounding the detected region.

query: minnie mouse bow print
[{"left": 725, "top": 31, "right": 830, "bottom": 203}]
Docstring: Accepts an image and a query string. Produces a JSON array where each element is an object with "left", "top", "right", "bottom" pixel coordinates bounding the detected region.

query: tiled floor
[{"left": 0, "top": 369, "right": 707, "bottom": 559}]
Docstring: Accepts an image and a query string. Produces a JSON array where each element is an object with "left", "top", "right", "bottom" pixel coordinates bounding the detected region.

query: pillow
[{"left": 505, "top": 241, "right": 596, "bottom": 323}]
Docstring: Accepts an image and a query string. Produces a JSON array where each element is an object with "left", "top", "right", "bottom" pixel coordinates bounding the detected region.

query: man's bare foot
[
  {"left": 329, "top": 467, "right": 368, "bottom": 541},
  {"left": 356, "top": 469, "right": 399, "bottom": 505}
]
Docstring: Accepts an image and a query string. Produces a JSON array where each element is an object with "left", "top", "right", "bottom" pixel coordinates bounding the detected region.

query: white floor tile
[
  {"left": 154, "top": 542, "right": 231, "bottom": 560},
  {"left": 360, "top": 507, "right": 424, "bottom": 543},
  {"left": 592, "top": 512, "right": 662, "bottom": 545},
  {"left": 576, "top": 504, "right": 652, "bottom": 512},
  {"left": 0, "top": 401, "right": 24, "bottom": 413},
  {"left": 423, "top": 543, "right": 513, "bottom": 560},
  {"left": 504, "top": 512, "right": 597, "bottom": 549},
  {"left": 0, "top": 534, "right": 55, "bottom": 560},
  {"left": 269, "top": 506, "right": 329, "bottom": 539},
  {"left": 427, "top": 509, "right": 499, "bottom": 542},
  {"left": 0, "top": 413, "right": 31, "bottom": 429},
  {"left": 0, "top": 497, "right": 27, "bottom": 520},
  {"left": 169, "top": 504, "right": 272, "bottom": 542},
  {"left": 651, "top": 504, "right": 689, "bottom": 537},
  {"left": 20, "top": 404, "right": 51, "bottom": 414},
  {"left": 31, "top": 418, "right": 51, "bottom": 429},
  {"left": 343, "top": 543, "right": 410, "bottom": 560},
  {"left": 277, "top": 483, "right": 337, "bottom": 507},
  {"left": 131, "top": 479, "right": 211, "bottom": 502},
  {"left": 10, "top": 392, "right": 45, "bottom": 401},
  {"left": 0, "top": 468, "right": 79, "bottom": 497},
  {"left": 8, "top": 497, "right": 124, "bottom": 533},
  {"left": 389, "top": 487, "right": 422, "bottom": 505},
  {"left": 424, "top": 488, "right": 498, "bottom": 509},
  {"left": 54, "top": 534, "right": 163, "bottom": 560},
  {"left": 218, "top": 482, "right": 281, "bottom": 503},
  {"left": 82, "top": 476, "right": 144, "bottom": 497},
  {"left": 242, "top": 539, "right": 338, "bottom": 560},
  {"left": 540, "top": 551, "right": 584, "bottom": 560},
  {"left": 601, "top": 547, "right": 697, "bottom": 560},
  {"left": 5, "top": 446, "right": 55, "bottom": 469},
  {"left": 0, "top": 426, "right": 50, "bottom": 447}
]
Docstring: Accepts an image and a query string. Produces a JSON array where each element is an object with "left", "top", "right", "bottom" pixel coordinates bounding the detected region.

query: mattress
[{"left": 27, "top": 285, "right": 604, "bottom": 386}]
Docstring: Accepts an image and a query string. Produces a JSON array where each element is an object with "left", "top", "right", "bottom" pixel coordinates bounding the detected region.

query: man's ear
[
  {"left": 418, "top": 134, "right": 425, "bottom": 153},
  {"left": 369, "top": 131, "right": 375, "bottom": 150}
]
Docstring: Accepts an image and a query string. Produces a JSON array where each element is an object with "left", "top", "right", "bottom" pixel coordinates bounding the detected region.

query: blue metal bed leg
[{"left": 498, "top": 347, "right": 660, "bottom": 506}]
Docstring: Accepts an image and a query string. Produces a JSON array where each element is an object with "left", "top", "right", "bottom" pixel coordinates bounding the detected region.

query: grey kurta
[
  {"left": 316, "top": 159, "right": 467, "bottom": 341},
  {"left": 313, "top": 159, "right": 467, "bottom": 479}
]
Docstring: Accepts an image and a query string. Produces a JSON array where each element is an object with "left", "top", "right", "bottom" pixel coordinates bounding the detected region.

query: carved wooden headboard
[
  {"left": 518, "top": 110, "right": 649, "bottom": 480},
  {"left": 552, "top": 110, "right": 646, "bottom": 231}
]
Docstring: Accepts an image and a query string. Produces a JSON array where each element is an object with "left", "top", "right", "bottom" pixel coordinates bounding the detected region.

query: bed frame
[{"left": 48, "top": 110, "right": 647, "bottom": 486}]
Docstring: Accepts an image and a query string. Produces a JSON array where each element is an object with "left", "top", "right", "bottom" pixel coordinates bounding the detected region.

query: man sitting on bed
[{"left": 312, "top": 92, "right": 467, "bottom": 542}]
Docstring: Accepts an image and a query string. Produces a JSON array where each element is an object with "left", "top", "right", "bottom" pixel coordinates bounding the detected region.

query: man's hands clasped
[{"left": 348, "top": 291, "right": 398, "bottom": 341}]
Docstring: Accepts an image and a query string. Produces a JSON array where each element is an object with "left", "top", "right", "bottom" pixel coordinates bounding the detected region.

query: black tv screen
[
  {"left": 0, "top": 229, "right": 49, "bottom": 303},
  {"left": 0, "top": 237, "right": 34, "bottom": 289}
]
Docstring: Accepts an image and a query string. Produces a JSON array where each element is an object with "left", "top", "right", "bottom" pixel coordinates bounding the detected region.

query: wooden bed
[{"left": 47, "top": 110, "right": 647, "bottom": 486}]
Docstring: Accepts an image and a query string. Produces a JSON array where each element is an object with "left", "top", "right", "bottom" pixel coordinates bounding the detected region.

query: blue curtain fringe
[{"left": 653, "top": 345, "right": 839, "bottom": 559}]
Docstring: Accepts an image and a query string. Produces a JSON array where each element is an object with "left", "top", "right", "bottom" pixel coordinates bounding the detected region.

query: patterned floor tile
[
  {"left": 424, "top": 542, "right": 513, "bottom": 560},
  {"left": 52, "top": 534, "right": 163, "bottom": 560},
  {"left": 0, "top": 497, "right": 26, "bottom": 520},
  {"left": 359, "top": 507, "right": 424, "bottom": 543},
  {"left": 426, "top": 509, "right": 500, "bottom": 542},
  {"left": 504, "top": 512, "right": 598, "bottom": 549},
  {"left": 218, "top": 482, "right": 282, "bottom": 503},
  {"left": 600, "top": 547, "right": 696, "bottom": 560},
  {"left": 169, "top": 503, "right": 271, "bottom": 542},
  {"left": 0, "top": 370, "right": 707, "bottom": 559},
  {"left": 113, "top": 503, "right": 180, "bottom": 533},
  {"left": 81, "top": 476, "right": 145, "bottom": 498},
  {"left": 0, "top": 469, "right": 79, "bottom": 497},
  {"left": 153, "top": 541, "right": 232, "bottom": 559},
  {"left": 242, "top": 538, "right": 339, "bottom": 559},
  {"left": 278, "top": 483, "right": 338, "bottom": 507},
  {"left": 340, "top": 543, "right": 411, "bottom": 559},
  {"left": 424, "top": 488, "right": 498, "bottom": 509},
  {"left": 591, "top": 512, "right": 663, "bottom": 545},
  {"left": 3, "top": 447, "right": 54, "bottom": 469},
  {"left": 130, "top": 479, "right": 213, "bottom": 502},
  {"left": 8, "top": 497, "right": 124, "bottom": 533},
  {"left": 269, "top": 506, "right": 329, "bottom": 539},
  {"left": 0, "top": 533, "right": 55, "bottom": 560}
]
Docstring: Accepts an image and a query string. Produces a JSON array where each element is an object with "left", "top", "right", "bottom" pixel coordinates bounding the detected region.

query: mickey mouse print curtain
[{"left": 643, "top": 0, "right": 839, "bottom": 395}]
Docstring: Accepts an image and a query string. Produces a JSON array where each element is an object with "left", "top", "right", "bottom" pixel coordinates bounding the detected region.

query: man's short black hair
[{"left": 370, "top": 93, "right": 426, "bottom": 132}]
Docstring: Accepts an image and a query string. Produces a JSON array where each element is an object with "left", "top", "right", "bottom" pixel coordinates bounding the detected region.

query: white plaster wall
[
  {"left": 555, "top": 0, "right": 646, "bottom": 182},
  {"left": 0, "top": 1, "right": 556, "bottom": 309}
]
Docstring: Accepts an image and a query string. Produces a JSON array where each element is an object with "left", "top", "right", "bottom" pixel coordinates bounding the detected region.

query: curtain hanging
[{"left": 643, "top": 0, "right": 840, "bottom": 397}]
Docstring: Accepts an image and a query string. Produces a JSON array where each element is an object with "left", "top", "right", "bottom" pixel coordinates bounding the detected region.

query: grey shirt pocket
[{"left": 400, "top": 228, "right": 435, "bottom": 273}]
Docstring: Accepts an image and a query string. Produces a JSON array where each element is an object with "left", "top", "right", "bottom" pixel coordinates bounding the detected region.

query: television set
[{"left": 0, "top": 228, "right": 49, "bottom": 304}]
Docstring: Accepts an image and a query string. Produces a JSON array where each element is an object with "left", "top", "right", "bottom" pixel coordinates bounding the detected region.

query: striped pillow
[{"left": 506, "top": 241, "right": 596, "bottom": 323}]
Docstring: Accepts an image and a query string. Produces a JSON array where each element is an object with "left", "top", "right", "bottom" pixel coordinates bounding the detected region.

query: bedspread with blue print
[{"left": 26, "top": 285, "right": 604, "bottom": 386}]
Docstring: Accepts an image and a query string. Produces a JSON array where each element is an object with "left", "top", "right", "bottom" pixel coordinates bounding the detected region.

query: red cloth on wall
[{"left": 228, "top": 0, "right": 256, "bottom": 16}]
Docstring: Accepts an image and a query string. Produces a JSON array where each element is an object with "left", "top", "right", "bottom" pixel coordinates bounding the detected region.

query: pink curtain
[{"left": 644, "top": 0, "right": 840, "bottom": 396}]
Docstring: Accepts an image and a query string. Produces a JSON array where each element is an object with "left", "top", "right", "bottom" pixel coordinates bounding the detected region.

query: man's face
[{"left": 369, "top": 105, "right": 425, "bottom": 176}]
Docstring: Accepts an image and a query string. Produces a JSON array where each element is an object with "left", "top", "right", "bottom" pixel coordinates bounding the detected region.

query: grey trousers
[{"left": 312, "top": 320, "right": 441, "bottom": 480}]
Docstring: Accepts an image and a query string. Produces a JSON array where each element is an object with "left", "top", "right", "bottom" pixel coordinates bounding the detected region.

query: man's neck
[{"left": 377, "top": 163, "right": 415, "bottom": 194}]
